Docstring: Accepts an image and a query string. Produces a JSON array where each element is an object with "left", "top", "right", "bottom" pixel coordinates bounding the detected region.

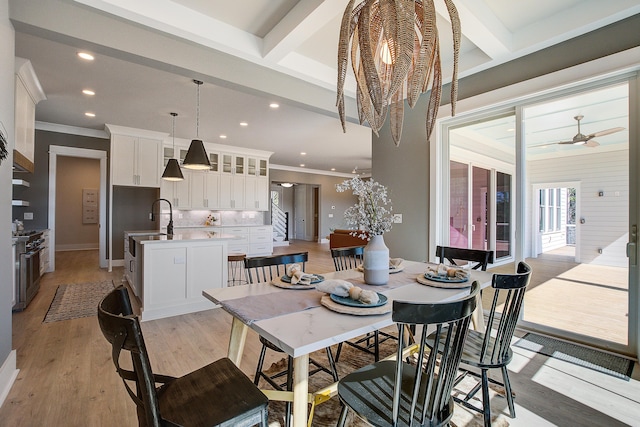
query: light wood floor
[{"left": 2, "top": 241, "right": 639, "bottom": 426}]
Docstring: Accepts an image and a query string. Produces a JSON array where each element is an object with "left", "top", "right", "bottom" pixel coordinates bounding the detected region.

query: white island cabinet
[{"left": 134, "top": 231, "right": 237, "bottom": 321}]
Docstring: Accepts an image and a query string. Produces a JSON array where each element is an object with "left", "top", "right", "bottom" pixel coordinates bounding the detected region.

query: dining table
[{"left": 202, "top": 260, "right": 494, "bottom": 427}]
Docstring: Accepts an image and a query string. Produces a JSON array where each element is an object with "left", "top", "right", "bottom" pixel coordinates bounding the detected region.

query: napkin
[
  {"left": 426, "top": 263, "right": 470, "bottom": 280},
  {"left": 316, "top": 280, "right": 379, "bottom": 305},
  {"left": 389, "top": 258, "right": 404, "bottom": 269},
  {"left": 286, "top": 263, "right": 315, "bottom": 285}
]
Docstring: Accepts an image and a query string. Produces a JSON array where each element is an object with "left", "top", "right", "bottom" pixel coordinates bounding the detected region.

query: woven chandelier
[{"left": 337, "top": 0, "right": 461, "bottom": 145}]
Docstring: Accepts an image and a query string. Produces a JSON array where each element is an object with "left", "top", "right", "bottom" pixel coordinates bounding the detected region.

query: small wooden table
[{"left": 203, "top": 261, "right": 493, "bottom": 427}]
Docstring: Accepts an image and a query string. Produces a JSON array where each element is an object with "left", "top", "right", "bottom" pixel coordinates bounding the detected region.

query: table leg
[
  {"left": 228, "top": 317, "right": 248, "bottom": 367},
  {"left": 471, "top": 293, "right": 486, "bottom": 332},
  {"left": 292, "top": 354, "right": 309, "bottom": 427}
]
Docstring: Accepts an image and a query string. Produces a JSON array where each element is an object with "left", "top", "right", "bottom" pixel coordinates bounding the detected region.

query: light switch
[{"left": 328, "top": 213, "right": 334, "bottom": 218}]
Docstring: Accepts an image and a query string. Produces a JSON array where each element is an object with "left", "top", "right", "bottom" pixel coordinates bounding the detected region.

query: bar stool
[{"left": 227, "top": 253, "right": 247, "bottom": 286}]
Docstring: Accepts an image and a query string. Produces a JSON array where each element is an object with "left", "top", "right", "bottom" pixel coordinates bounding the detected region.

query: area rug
[
  {"left": 43, "top": 281, "right": 115, "bottom": 323},
  {"left": 514, "top": 333, "right": 634, "bottom": 380},
  {"left": 264, "top": 338, "right": 509, "bottom": 427}
]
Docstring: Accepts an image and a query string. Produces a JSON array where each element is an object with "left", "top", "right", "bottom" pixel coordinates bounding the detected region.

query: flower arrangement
[
  {"left": 336, "top": 176, "right": 393, "bottom": 239},
  {"left": 205, "top": 214, "right": 218, "bottom": 226}
]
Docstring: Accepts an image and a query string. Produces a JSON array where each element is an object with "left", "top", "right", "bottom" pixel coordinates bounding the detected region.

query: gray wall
[
  {"left": 374, "top": 13, "right": 640, "bottom": 263},
  {"left": 270, "top": 169, "right": 357, "bottom": 241},
  {"left": 12, "top": 130, "right": 110, "bottom": 230},
  {"left": 0, "top": 0, "right": 15, "bottom": 366}
]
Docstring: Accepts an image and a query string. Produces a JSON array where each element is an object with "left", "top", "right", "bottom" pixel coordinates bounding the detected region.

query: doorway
[
  {"left": 439, "top": 80, "right": 634, "bottom": 355},
  {"left": 48, "top": 146, "right": 107, "bottom": 270}
]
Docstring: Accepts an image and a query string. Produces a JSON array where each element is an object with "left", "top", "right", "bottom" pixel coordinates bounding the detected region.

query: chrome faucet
[{"left": 151, "top": 198, "right": 174, "bottom": 235}]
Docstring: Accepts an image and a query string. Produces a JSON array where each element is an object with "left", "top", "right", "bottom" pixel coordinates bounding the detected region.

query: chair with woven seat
[
  {"left": 428, "top": 261, "right": 532, "bottom": 427},
  {"left": 331, "top": 245, "right": 394, "bottom": 362},
  {"left": 244, "top": 252, "right": 338, "bottom": 427},
  {"left": 436, "top": 245, "right": 494, "bottom": 271},
  {"left": 337, "top": 282, "right": 479, "bottom": 427},
  {"left": 98, "top": 286, "right": 268, "bottom": 427}
]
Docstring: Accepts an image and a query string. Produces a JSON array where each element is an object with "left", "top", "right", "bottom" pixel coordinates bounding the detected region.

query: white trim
[
  {"left": 0, "top": 350, "right": 19, "bottom": 409},
  {"left": 36, "top": 121, "right": 109, "bottom": 139},
  {"left": 269, "top": 163, "right": 354, "bottom": 178},
  {"left": 48, "top": 146, "right": 108, "bottom": 270},
  {"left": 14, "top": 58, "right": 46, "bottom": 104},
  {"left": 105, "top": 123, "right": 168, "bottom": 140}
]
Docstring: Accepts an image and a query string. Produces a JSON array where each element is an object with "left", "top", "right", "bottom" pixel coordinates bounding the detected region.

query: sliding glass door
[{"left": 438, "top": 78, "right": 637, "bottom": 356}]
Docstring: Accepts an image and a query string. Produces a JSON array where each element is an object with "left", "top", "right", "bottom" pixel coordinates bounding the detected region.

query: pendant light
[
  {"left": 183, "top": 79, "right": 211, "bottom": 170},
  {"left": 161, "top": 112, "right": 185, "bottom": 181}
]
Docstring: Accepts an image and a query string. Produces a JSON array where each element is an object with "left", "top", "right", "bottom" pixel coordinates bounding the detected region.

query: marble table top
[{"left": 203, "top": 261, "right": 493, "bottom": 358}]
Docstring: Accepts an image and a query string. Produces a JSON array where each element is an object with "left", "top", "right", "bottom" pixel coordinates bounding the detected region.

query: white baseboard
[
  {"left": 319, "top": 238, "right": 329, "bottom": 244},
  {"left": 0, "top": 350, "right": 19, "bottom": 409},
  {"left": 273, "top": 241, "right": 290, "bottom": 247}
]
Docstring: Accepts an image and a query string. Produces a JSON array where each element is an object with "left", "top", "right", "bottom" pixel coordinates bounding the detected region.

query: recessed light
[
  {"left": 331, "top": 168, "right": 336, "bottom": 171},
  {"left": 239, "top": 122, "right": 248, "bottom": 127},
  {"left": 300, "top": 164, "right": 305, "bottom": 167},
  {"left": 219, "top": 135, "right": 227, "bottom": 139},
  {"left": 82, "top": 89, "right": 95, "bottom": 96},
  {"left": 300, "top": 152, "right": 306, "bottom": 156},
  {"left": 85, "top": 112, "right": 96, "bottom": 117},
  {"left": 269, "top": 103, "right": 279, "bottom": 108},
  {"left": 77, "top": 52, "right": 94, "bottom": 61}
]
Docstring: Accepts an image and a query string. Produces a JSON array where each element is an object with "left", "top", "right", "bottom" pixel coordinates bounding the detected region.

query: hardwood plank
[{"left": 1, "top": 245, "right": 637, "bottom": 427}]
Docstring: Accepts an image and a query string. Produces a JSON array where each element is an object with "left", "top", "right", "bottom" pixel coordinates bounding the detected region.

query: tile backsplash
[{"left": 160, "top": 210, "right": 269, "bottom": 229}]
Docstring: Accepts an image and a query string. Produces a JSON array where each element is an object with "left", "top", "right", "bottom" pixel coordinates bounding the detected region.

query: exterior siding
[{"left": 528, "top": 149, "right": 628, "bottom": 267}]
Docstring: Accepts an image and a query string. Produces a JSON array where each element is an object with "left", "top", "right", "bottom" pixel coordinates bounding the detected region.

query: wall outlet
[
  {"left": 393, "top": 213, "right": 403, "bottom": 224},
  {"left": 24, "top": 212, "right": 33, "bottom": 220}
]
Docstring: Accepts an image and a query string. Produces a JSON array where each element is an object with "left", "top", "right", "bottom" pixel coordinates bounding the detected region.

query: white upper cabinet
[
  {"left": 14, "top": 58, "right": 46, "bottom": 173},
  {"left": 190, "top": 171, "right": 219, "bottom": 209},
  {"left": 107, "top": 125, "right": 166, "bottom": 187}
]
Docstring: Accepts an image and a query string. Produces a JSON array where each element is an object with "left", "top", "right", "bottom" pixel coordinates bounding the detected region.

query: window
[{"left": 539, "top": 188, "right": 562, "bottom": 233}]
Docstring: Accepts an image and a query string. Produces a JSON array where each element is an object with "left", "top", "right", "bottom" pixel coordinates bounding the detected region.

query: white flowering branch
[{"left": 336, "top": 176, "right": 393, "bottom": 239}]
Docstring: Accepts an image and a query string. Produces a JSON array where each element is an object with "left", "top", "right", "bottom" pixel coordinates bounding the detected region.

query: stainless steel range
[{"left": 13, "top": 230, "right": 45, "bottom": 311}]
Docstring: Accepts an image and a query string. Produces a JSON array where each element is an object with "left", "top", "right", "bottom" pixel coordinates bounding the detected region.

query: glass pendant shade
[
  {"left": 162, "top": 158, "right": 184, "bottom": 181},
  {"left": 183, "top": 139, "right": 210, "bottom": 170}
]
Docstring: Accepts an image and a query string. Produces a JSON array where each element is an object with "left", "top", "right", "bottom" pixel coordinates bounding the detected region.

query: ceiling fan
[{"left": 556, "top": 115, "right": 625, "bottom": 147}]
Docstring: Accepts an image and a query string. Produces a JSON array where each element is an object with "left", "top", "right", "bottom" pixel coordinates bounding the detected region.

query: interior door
[{"left": 294, "top": 184, "right": 306, "bottom": 240}]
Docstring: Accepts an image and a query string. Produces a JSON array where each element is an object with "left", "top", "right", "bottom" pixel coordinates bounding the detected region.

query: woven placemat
[
  {"left": 270, "top": 279, "right": 316, "bottom": 290},
  {"left": 416, "top": 274, "right": 472, "bottom": 289},
  {"left": 43, "top": 281, "right": 115, "bottom": 323}
]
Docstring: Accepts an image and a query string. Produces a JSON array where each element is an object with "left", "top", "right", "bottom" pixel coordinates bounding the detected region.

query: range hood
[{"left": 13, "top": 149, "right": 33, "bottom": 173}]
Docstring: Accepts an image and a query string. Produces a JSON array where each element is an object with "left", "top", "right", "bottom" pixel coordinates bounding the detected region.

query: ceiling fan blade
[
  {"left": 557, "top": 140, "right": 584, "bottom": 145},
  {"left": 589, "top": 127, "right": 625, "bottom": 138},
  {"left": 584, "top": 139, "right": 600, "bottom": 147}
]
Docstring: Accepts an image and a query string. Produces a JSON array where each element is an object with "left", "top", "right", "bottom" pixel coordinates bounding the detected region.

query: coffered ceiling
[{"left": 10, "top": 0, "right": 640, "bottom": 174}]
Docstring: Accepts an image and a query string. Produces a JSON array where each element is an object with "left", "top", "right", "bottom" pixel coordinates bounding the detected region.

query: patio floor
[{"left": 488, "top": 247, "right": 628, "bottom": 346}]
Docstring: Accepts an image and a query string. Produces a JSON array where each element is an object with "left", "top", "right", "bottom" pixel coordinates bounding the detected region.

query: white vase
[{"left": 363, "top": 234, "right": 389, "bottom": 285}]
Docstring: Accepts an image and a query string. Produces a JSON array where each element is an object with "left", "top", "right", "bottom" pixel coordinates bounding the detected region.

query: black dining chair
[
  {"left": 337, "top": 282, "right": 480, "bottom": 427},
  {"left": 330, "top": 245, "right": 364, "bottom": 271},
  {"left": 97, "top": 286, "right": 268, "bottom": 427},
  {"left": 436, "top": 245, "right": 494, "bottom": 271},
  {"left": 331, "top": 245, "right": 395, "bottom": 362},
  {"left": 428, "top": 261, "right": 532, "bottom": 427},
  {"left": 244, "top": 252, "right": 338, "bottom": 427}
]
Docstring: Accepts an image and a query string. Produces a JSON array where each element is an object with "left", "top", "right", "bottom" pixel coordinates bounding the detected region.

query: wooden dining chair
[
  {"left": 331, "top": 245, "right": 394, "bottom": 362},
  {"left": 428, "top": 261, "right": 532, "bottom": 427},
  {"left": 337, "top": 282, "right": 479, "bottom": 427},
  {"left": 436, "top": 245, "right": 494, "bottom": 271},
  {"left": 97, "top": 286, "right": 268, "bottom": 427},
  {"left": 244, "top": 252, "right": 338, "bottom": 427}
]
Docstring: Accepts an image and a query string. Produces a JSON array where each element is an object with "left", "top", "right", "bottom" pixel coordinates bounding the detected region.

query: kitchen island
[{"left": 127, "top": 230, "right": 240, "bottom": 321}]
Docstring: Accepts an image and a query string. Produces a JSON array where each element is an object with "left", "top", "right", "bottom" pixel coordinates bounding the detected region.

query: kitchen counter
[
  {"left": 134, "top": 231, "right": 240, "bottom": 244},
  {"left": 124, "top": 229, "right": 234, "bottom": 321}
]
